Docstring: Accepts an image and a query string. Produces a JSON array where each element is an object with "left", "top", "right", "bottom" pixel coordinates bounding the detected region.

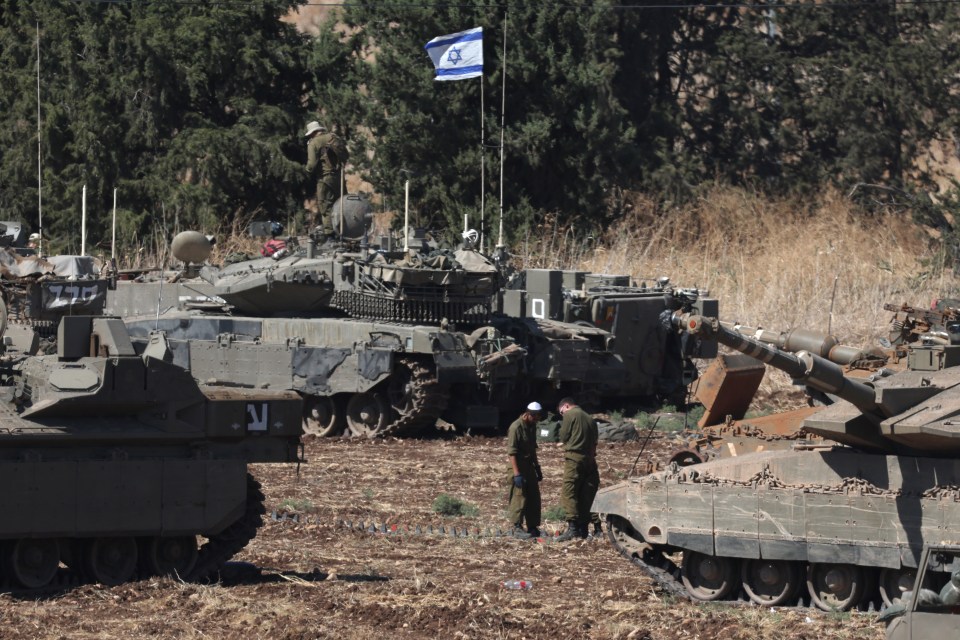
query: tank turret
[{"left": 671, "top": 312, "right": 960, "bottom": 455}]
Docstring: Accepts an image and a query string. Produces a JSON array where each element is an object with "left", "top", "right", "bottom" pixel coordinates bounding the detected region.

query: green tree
[
  {"left": 0, "top": 1, "right": 314, "bottom": 255},
  {"left": 317, "top": 1, "right": 642, "bottom": 242}
]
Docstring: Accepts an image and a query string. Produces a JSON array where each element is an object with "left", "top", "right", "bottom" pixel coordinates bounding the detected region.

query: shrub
[{"left": 431, "top": 494, "right": 480, "bottom": 518}]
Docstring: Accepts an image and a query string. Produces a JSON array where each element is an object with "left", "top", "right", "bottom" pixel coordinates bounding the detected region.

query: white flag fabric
[{"left": 424, "top": 27, "right": 483, "bottom": 81}]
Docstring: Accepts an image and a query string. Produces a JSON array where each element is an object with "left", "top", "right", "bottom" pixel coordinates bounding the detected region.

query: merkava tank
[
  {"left": 595, "top": 309, "right": 960, "bottom": 611},
  {"left": 110, "top": 205, "right": 525, "bottom": 438},
  {"left": 0, "top": 313, "right": 302, "bottom": 590}
]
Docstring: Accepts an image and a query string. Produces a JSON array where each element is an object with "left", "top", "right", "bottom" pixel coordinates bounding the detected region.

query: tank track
[
  {"left": 604, "top": 513, "right": 896, "bottom": 610},
  {"left": 189, "top": 474, "right": 266, "bottom": 583},
  {"left": 605, "top": 515, "right": 691, "bottom": 601},
  {"left": 0, "top": 475, "right": 265, "bottom": 595},
  {"left": 380, "top": 357, "right": 449, "bottom": 437}
]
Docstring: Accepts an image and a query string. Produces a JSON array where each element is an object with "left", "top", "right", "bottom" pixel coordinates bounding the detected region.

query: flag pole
[
  {"left": 497, "top": 12, "right": 507, "bottom": 249},
  {"left": 480, "top": 77, "right": 485, "bottom": 252}
]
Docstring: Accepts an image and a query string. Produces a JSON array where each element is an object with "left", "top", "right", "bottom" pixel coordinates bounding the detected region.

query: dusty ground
[{"left": 0, "top": 435, "right": 884, "bottom": 639}]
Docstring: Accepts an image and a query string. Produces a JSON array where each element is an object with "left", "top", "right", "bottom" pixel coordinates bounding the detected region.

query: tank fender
[{"left": 592, "top": 482, "right": 630, "bottom": 518}]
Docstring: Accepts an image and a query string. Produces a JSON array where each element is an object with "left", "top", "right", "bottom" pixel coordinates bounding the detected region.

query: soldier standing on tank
[
  {"left": 507, "top": 402, "right": 544, "bottom": 540},
  {"left": 556, "top": 397, "right": 601, "bottom": 541},
  {"left": 304, "top": 121, "right": 347, "bottom": 238}
]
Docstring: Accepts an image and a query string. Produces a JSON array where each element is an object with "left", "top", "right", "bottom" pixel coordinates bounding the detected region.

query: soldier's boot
[
  {"left": 556, "top": 522, "right": 582, "bottom": 542},
  {"left": 590, "top": 521, "right": 603, "bottom": 539},
  {"left": 528, "top": 527, "right": 542, "bottom": 538},
  {"left": 511, "top": 525, "right": 532, "bottom": 540}
]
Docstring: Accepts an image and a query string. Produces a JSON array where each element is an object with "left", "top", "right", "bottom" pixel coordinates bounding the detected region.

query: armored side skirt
[{"left": 0, "top": 458, "right": 247, "bottom": 539}]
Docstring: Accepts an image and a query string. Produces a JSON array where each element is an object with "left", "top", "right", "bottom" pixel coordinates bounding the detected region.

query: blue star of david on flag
[{"left": 424, "top": 27, "right": 483, "bottom": 81}]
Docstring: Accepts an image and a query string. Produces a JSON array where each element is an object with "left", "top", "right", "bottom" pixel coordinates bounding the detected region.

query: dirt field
[{"left": 0, "top": 435, "right": 884, "bottom": 639}]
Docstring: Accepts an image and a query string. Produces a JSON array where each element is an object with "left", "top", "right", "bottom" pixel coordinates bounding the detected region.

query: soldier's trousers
[
  {"left": 507, "top": 465, "right": 541, "bottom": 530},
  {"left": 316, "top": 172, "right": 345, "bottom": 233},
  {"left": 561, "top": 452, "right": 600, "bottom": 525}
]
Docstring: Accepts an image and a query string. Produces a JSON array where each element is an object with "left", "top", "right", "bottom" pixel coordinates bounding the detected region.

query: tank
[
  {"left": 0, "top": 314, "right": 301, "bottom": 590},
  {"left": 109, "top": 233, "right": 523, "bottom": 437},
  {"left": 595, "top": 309, "right": 960, "bottom": 611},
  {"left": 0, "top": 247, "right": 110, "bottom": 356}
]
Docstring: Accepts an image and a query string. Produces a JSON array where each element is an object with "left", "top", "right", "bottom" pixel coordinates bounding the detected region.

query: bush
[
  {"left": 431, "top": 494, "right": 480, "bottom": 518},
  {"left": 278, "top": 497, "right": 314, "bottom": 513},
  {"left": 543, "top": 505, "right": 567, "bottom": 522}
]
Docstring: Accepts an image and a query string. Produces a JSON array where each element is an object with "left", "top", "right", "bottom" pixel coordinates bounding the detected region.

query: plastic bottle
[{"left": 501, "top": 579, "right": 533, "bottom": 590}]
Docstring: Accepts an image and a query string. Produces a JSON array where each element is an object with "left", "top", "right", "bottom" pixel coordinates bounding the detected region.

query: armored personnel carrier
[
  {"left": 595, "top": 310, "right": 960, "bottom": 611},
  {"left": 0, "top": 314, "right": 302, "bottom": 590}
]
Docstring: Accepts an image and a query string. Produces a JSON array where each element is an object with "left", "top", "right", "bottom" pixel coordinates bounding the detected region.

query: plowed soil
[{"left": 0, "top": 435, "right": 883, "bottom": 639}]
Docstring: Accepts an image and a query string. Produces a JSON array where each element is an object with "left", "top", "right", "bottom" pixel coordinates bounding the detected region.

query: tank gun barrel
[
  {"left": 674, "top": 313, "right": 881, "bottom": 416},
  {"left": 721, "top": 322, "right": 869, "bottom": 366}
]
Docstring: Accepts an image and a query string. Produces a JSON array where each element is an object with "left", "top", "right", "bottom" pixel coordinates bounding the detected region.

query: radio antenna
[{"left": 36, "top": 22, "right": 43, "bottom": 257}]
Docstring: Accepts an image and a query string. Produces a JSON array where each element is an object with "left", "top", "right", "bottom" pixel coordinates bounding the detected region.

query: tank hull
[{"left": 595, "top": 447, "right": 960, "bottom": 608}]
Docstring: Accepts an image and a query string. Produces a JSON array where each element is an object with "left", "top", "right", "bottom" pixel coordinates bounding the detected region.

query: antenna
[
  {"left": 111, "top": 188, "right": 117, "bottom": 260},
  {"left": 81, "top": 184, "right": 87, "bottom": 256},
  {"left": 36, "top": 22, "right": 43, "bottom": 257},
  {"left": 497, "top": 11, "right": 507, "bottom": 249}
]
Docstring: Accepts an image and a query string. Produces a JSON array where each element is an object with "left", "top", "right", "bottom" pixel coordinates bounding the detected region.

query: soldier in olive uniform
[
  {"left": 556, "top": 397, "right": 601, "bottom": 541},
  {"left": 506, "top": 402, "right": 544, "bottom": 539},
  {"left": 304, "top": 121, "right": 347, "bottom": 236}
]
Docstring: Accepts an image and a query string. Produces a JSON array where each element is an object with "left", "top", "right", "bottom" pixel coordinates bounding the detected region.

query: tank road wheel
[
  {"left": 681, "top": 551, "right": 737, "bottom": 601},
  {"left": 879, "top": 567, "right": 918, "bottom": 607},
  {"left": 741, "top": 559, "right": 801, "bottom": 606},
  {"left": 8, "top": 538, "right": 60, "bottom": 589},
  {"left": 143, "top": 536, "right": 198, "bottom": 578},
  {"left": 806, "top": 563, "right": 865, "bottom": 611},
  {"left": 84, "top": 537, "right": 138, "bottom": 586},
  {"left": 302, "top": 395, "right": 343, "bottom": 437},
  {"left": 668, "top": 447, "right": 704, "bottom": 467},
  {"left": 346, "top": 391, "right": 390, "bottom": 438}
]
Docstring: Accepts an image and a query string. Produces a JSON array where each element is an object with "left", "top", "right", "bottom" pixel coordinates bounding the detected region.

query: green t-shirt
[
  {"left": 559, "top": 406, "right": 598, "bottom": 454},
  {"left": 507, "top": 417, "right": 538, "bottom": 461}
]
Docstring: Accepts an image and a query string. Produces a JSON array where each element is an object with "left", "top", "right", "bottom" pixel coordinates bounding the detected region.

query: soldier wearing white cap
[{"left": 506, "top": 401, "right": 544, "bottom": 539}]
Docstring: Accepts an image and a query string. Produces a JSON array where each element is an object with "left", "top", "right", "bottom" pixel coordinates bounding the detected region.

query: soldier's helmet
[
  {"left": 304, "top": 121, "right": 326, "bottom": 137},
  {"left": 269, "top": 221, "right": 284, "bottom": 237}
]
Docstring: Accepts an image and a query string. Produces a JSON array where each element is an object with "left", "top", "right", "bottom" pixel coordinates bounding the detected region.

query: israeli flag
[{"left": 424, "top": 27, "right": 483, "bottom": 81}]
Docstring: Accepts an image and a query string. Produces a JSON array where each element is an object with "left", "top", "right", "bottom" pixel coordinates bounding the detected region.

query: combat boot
[
  {"left": 528, "top": 527, "right": 542, "bottom": 538},
  {"left": 588, "top": 521, "right": 603, "bottom": 539},
  {"left": 511, "top": 525, "right": 532, "bottom": 540},
  {"left": 556, "top": 522, "right": 582, "bottom": 542}
]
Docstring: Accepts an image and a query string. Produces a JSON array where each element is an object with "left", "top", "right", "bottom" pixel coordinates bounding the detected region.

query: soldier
[
  {"left": 555, "top": 397, "right": 601, "bottom": 542},
  {"left": 506, "top": 401, "right": 544, "bottom": 539},
  {"left": 260, "top": 221, "right": 287, "bottom": 258},
  {"left": 304, "top": 121, "right": 347, "bottom": 237}
]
